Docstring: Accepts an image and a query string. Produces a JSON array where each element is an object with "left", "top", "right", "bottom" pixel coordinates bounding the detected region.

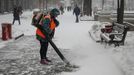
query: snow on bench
[{"left": 100, "top": 22, "right": 129, "bottom": 47}]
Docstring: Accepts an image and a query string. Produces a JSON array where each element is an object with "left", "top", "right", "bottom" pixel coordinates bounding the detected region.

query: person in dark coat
[
  {"left": 73, "top": 5, "right": 81, "bottom": 23},
  {"left": 12, "top": 6, "right": 21, "bottom": 25},
  {"left": 59, "top": 6, "right": 64, "bottom": 15}
]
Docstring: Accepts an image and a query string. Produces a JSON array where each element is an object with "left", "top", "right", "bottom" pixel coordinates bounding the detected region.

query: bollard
[{"left": 1, "top": 23, "right": 12, "bottom": 41}]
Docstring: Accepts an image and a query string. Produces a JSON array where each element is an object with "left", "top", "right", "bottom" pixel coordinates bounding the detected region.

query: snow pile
[{"left": 80, "top": 15, "right": 94, "bottom": 21}]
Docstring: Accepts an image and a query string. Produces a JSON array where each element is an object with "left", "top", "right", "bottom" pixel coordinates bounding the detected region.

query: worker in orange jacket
[{"left": 36, "top": 8, "right": 60, "bottom": 64}]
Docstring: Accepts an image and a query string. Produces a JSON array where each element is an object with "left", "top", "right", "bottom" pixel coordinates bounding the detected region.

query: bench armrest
[{"left": 110, "top": 33, "right": 122, "bottom": 35}]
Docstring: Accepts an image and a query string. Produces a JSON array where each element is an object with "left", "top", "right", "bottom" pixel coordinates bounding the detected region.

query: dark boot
[
  {"left": 45, "top": 57, "right": 51, "bottom": 62},
  {"left": 40, "top": 59, "right": 49, "bottom": 65}
]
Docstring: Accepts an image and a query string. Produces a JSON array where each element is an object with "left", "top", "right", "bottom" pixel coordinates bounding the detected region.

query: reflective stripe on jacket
[{"left": 36, "top": 15, "right": 56, "bottom": 39}]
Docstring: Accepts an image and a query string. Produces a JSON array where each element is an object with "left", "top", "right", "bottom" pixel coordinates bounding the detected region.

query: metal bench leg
[
  {"left": 114, "top": 43, "right": 119, "bottom": 47},
  {"left": 100, "top": 37, "right": 104, "bottom": 44}
]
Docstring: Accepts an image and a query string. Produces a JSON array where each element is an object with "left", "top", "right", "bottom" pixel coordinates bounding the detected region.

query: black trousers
[
  {"left": 39, "top": 29, "right": 55, "bottom": 59},
  {"left": 39, "top": 41, "right": 49, "bottom": 59},
  {"left": 75, "top": 15, "right": 79, "bottom": 23},
  {"left": 12, "top": 18, "right": 21, "bottom": 25}
]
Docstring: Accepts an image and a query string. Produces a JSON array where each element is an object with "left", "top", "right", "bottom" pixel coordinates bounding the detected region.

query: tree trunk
[
  {"left": 102, "top": 0, "right": 104, "bottom": 10},
  {"left": 120, "top": 0, "right": 124, "bottom": 24},
  {"left": 89, "top": 0, "right": 92, "bottom": 16},
  {"left": 117, "top": 0, "right": 124, "bottom": 24},
  {"left": 39, "top": 0, "right": 42, "bottom": 11},
  {"left": 117, "top": 0, "right": 120, "bottom": 23},
  {"left": 46, "top": 0, "right": 48, "bottom": 11},
  {"left": 83, "top": 0, "right": 92, "bottom": 16}
]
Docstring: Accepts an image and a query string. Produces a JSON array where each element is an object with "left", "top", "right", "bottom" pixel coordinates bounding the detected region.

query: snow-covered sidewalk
[
  {"left": 0, "top": 10, "right": 134, "bottom": 75},
  {"left": 56, "top": 11, "right": 123, "bottom": 75}
]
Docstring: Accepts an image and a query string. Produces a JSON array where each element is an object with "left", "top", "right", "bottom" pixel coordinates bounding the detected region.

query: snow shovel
[{"left": 32, "top": 13, "right": 70, "bottom": 65}]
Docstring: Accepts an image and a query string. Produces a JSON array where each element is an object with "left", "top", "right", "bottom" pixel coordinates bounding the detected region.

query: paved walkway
[
  {"left": 0, "top": 36, "right": 77, "bottom": 75},
  {"left": 0, "top": 10, "right": 125, "bottom": 75}
]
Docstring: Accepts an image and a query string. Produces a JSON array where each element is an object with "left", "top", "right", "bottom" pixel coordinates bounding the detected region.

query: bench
[{"left": 100, "top": 22, "right": 129, "bottom": 47}]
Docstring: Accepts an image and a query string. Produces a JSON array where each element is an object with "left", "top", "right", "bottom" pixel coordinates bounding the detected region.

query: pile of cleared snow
[
  {"left": 80, "top": 15, "right": 94, "bottom": 21},
  {"left": 89, "top": 21, "right": 112, "bottom": 41}
]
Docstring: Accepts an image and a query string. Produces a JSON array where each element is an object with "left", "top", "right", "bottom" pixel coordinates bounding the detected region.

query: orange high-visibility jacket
[{"left": 36, "top": 15, "right": 56, "bottom": 38}]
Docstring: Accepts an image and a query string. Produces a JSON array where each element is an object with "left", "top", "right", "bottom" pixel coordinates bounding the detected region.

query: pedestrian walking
[
  {"left": 59, "top": 6, "right": 64, "bottom": 15},
  {"left": 12, "top": 6, "right": 21, "bottom": 25},
  {"left": 73, "top": 5, "right": 81, "bottom": 23},
  {"left": 36, "top": 8, "right": 60, "bottom": 65}
]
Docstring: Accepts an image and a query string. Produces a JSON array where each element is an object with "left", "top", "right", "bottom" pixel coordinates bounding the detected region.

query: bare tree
[
  {"left": 102, "top": 0, "right": 105, "bottom": 10},
  {"left": 83, "top": 0, "right": 92, "bottom": 16},
  {"left": 117, "top": 0, "right": 124, "bottom": 24}
]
